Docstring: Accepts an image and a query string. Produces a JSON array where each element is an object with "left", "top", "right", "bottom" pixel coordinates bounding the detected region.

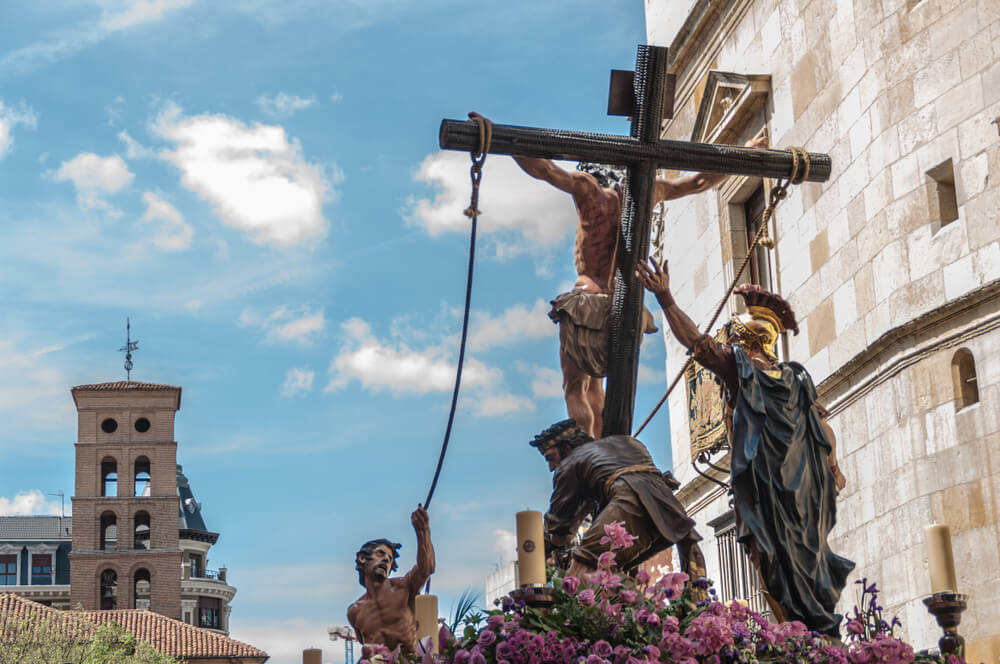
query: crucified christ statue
[{"left": 514, "top": 135, "right": 766, "bottom": 438}]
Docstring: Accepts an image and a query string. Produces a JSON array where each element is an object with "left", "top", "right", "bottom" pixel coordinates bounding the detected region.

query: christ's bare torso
[
  {"left": 571, "top": 181, "right": 620, "bottom": 293},
  {"left": 347, "top": 575, "right": 419, "bottom": 657}
]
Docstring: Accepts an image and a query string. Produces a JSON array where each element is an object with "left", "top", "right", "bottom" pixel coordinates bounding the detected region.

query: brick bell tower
[{"left": 69, "top": 381, "right": 183, "bottom": 619}]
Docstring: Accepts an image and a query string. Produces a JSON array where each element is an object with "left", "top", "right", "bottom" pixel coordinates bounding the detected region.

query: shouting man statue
[
  {"left": 347, "top": 506, "right": 435, "bottom": 658},
  {"left": 636, "top": 259, "right": 853, "bottom": 637},
  {"left": 533, "top": 419, "right": 705, "bottom": 581},
  {"left": 514, "top": 135, "right": 767, "bottom": 438}
]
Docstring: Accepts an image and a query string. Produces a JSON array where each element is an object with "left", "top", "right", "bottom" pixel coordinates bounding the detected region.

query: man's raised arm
[
  {"left": 654, "top": 134, "right": 769, "bottom": 202},
  {"left": 513, "top": 156, "right": 595, "bottom": 197},
  {"left": 407, "top": 505, "right": 435, "bottom": 594},
  {"left": 635, "top": 259, "right": 701, "bottom": 351}
]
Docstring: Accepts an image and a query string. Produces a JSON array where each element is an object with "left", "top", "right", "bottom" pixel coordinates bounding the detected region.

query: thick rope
[
  {"left": 632, "top": 147, "right": 809, "bottom": 437},
  {"left": 423, "top": 113, "right": 492, "bottom": 511}
]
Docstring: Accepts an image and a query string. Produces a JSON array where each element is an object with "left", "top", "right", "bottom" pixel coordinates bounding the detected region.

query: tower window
[
  {"left": 189, "top": 553, "right": 203, "bottom": 579},
  {"left": 100, "top": 512, "right": 117, "bottom": 551},
  {"left": 952, "top": 349, "right": 980, "bottom": 410},
  {"left": 101, "top": 418, "right": 118, "bottom": 434},
  {"left": 100, "top": 569, "right": 117, "bottom": 610},
  {"left": 926, "top": 158, "right": 959, "bottom": 233},
  {"left": 199, "top": 597, "right": 221, "bottom": 629},
  {"left": 134, "top": 417, "right": 151, "bottom": 433},
  {"left": 134, "top": 511, "right": 151, "bottom": 550},
  {"left": 134, "top": 457, "right": 151, "bottom": 497},
  {"left": 134, "top": 568, "right": 151, "bottom": 610},
  {"left": 101, "top": 458, "right": 117, "bottom": 497}
]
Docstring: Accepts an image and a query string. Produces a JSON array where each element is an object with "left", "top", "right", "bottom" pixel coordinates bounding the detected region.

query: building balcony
[{"left": 181, "top": 573, "right": 236, "bottom": 604}]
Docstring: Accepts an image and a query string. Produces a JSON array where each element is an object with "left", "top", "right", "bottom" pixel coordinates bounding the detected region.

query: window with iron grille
[{"left": 710, "top": 511, "right": 769, "bottom": 618}]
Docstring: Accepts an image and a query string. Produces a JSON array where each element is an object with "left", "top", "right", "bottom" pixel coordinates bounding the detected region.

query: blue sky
[{"left": 0, "top": 2, "right": 678, "bottom": 662}]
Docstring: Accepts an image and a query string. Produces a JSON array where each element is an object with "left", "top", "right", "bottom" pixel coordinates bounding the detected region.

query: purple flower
[
  {"left": 635, "top": 569, "right": 650, "bottom": 585},
  {"left": 620, "top": 589, "right": 637, "bottom": 604},
  {"left": 592, "top": 640, "right": 613, "bottom": 658},
  {"left": 487, "top": 614, "right": 505, "bottom": 629},
  {"left": 562, "top": 575, "right": 580, "bottom": 594},
  {"left": 577, "top": 589, "right": 596, "bottom": 606},
  {"left": 846, "top": 619, "right": 864, "bottom": 635},
  {"left": 656, "top": 572, "right": 688, "bottom": 600},
  {"left": 470, "top": 650, "right": 486, "bottom": 664},
  {"left": 478, "top": 629, "right": 497, "bottom": 647},
  {"left": 454, "top": 649, "right": 471, "bottom": 664},
  {"left": 586, "top": 656, "right": 607, "bottom": 664}
]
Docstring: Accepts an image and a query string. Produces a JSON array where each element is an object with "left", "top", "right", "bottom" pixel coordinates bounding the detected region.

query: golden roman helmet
[{"left": 729, "top": 285, "right": 799, "bottom": 361}]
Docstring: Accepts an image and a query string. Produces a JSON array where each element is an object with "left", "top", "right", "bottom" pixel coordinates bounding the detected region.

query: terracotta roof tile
[
  {"left": 0, "top": 593, "right": 268, "bottom": 661},
  {"left": 72, "top": 380, "right": 181, "bottom": 392}
]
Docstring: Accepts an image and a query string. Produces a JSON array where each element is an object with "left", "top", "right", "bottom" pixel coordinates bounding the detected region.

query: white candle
[
  {"left": 925, "top": 524, "right": 958, "bottom": 593},
  {"left": 415, "top": 594, "right": 439, "bottom": 653},
  {"left": 516, "top": 510, "right": 545, "bottom": 587}
]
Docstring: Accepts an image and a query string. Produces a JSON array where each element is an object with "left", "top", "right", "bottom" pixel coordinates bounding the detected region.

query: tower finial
[{"left": 118, "top": 318, "right": 139, "bottom": 380}]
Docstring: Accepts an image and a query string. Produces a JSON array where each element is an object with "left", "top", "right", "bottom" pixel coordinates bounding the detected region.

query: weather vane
[{"left": 119, "top": 318, "right": 139, "bottom": 380}]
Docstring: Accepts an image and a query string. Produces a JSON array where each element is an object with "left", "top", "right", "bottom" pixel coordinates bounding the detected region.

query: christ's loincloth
[{"left": 549, "top": 290, "right": 658, "bottom": 377}]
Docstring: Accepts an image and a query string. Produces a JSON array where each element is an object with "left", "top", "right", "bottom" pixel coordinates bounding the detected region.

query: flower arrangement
[{"left": 362, "top": 523, "right": 957, "bottom": 664}]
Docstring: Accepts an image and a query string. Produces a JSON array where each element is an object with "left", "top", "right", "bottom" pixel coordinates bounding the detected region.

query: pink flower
[
  {"left": 635, "top": 569, "right": 650, "bottom": 585},
  {"left": 656, "top": 572, "right": 688, "bottom": 599},
  {"left": 562, "top": 575, "right": 580, "bottom": 594},
  {"left": 578, "top": 589, "right": 596, "bottom": 606},
  {"left": 620, "top": 589, "right": 637, "bottom": 604},
  {"left": 600, "top": 521, "right": 638, "bottom": 550},
  {"left": 586, "top": 656, "right": 607, "bottom": 664},
  {"left": 592, "top": 640, "right": 613, "bottom": 658},
  {"left": 477, "top": 629, "right": 497, "bottom": 647},
  {"left": 846, "top": 618, "right": 864, "bottom": 635},
  {"left": 487, "top": 614, "right": 505, "bottom": 629},
  {"left": 598, "top": 551, "right": 617, "bottom": 569},
  {"left": 591, "top": 569, "right": 623, "bottom": 591}
]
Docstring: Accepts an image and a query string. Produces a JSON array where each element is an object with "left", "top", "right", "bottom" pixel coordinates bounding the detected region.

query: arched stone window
[
  {"left": 100, "top": 569, "right": 117, "bottom": 610},
  {"left": 133, "top": 511, "right": 151, "bottom": 550},
  {"left": 952, "top": 349, "right": 980, "bottom": 410},
  {"left": 133, "top": 568, "right": 151, "bottom": 610},
  {"left": 101, "top": 458, "right": 118, "bottom": 497},
  {"left": 100, "top": 512, "right": 117, "bottom": 551},
  {"left": 134, "top": 457, "right": 151, "bottom": 497}
]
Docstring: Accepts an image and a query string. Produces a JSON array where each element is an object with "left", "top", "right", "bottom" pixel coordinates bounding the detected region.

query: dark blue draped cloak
[{"left": 729, "top": 345, "right": 855, "bottom": 636}]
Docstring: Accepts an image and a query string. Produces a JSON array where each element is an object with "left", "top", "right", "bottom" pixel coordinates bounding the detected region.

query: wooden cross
[{"left": 439, "top": 45, "right": 830, "bottom": 437}]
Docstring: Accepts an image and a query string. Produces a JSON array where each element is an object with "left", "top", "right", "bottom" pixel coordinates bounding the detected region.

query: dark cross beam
[{"left": 439, "top": 45, "right": 830, "bottom": 436}]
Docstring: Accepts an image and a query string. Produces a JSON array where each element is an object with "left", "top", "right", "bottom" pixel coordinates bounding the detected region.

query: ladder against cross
[{"left": 439, "top": 45, "right": 831, "bottom": 437}]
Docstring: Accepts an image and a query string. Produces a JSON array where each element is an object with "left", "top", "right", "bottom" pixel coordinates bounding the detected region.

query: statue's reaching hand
[
  {"left": 635, "top": 259, "right": 671, "bottom": 299},
  {"left": 411, "top": 505, "right": 429, "bottom": 537}
]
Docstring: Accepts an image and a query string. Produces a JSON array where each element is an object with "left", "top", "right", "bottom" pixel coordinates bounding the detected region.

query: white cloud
[
  {"left": 103, "top": 0, "right": 196, "bottom": 30},
  {"left": 637, "top": 363, "right": 662, "bottom": 385},
  {"left": 493, "top": 528, "right": 516, "bottom": 565},
  {"left": 0, "top": 2, "right": 194, "bottom": 74},
  {"left": 52, "top": 152, "right": 134, "bottom": 214},
  {"left": 469, "top": 393, "right": 535, "bottom": 416},
  {"left": 466, "top": 299, "right": 553, "bottom": 351},
  {"left": 231, "top": 617, "right": 342, "bottom": 664},
  {"left": 153, "top": 102, "right": 335, "bottom": 246},
  {"left": 329, "top": 91, "right": 343, "bottom": 103},
  {"left": 0, "top": 336, "right": 85, "bottom": 436},
  {"left": 281, "top": 367, "right": 315, "bottom": 397},
  {"left": 0, "top": 490, "right": 68, "bottom": 516},
  {"left": 118, "top": 130, "right": 157, "bottom": 159},
  {"left": 406, "top": 151, "right": 578, "bottom": 255},
  {"left": 326, "top": 318, "right": 500, "bottom": 396},
  {"left": 255, "top": 92, "right": 317, "bottom": 118},
  {"left": 530, "top": 366, "right": 563, "bottom": 398},
  {"left": 140, "top": 191, "right": 193, "bottom": 250},
  {"left": 239, "top": 306, "right": 326, "bottom": 344},
  {"left": 0, "top": 100, "right": 38, "bottom": 159}
]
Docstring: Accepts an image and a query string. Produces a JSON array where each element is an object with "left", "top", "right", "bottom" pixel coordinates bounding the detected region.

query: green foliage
[{"left": 0, "top": 612, "right": 179, "bottom": 664}]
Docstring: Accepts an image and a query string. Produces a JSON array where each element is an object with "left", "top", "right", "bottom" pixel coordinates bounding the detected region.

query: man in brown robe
[
  {"left": 347, "top": 506, "right": 434, "bottom": 658},
  {"left": 532, "top": 419, "right": 705, "bottom": 579}
]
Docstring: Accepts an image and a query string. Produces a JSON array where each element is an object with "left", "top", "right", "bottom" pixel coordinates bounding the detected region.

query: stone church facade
[{"left": 643, "top": 0, "right": 998, "bottom": 657}]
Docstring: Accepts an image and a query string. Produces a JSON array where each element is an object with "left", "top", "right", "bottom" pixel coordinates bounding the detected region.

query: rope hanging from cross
[{"left": 439, "top": 45, "right": 830, "bottom": 436}]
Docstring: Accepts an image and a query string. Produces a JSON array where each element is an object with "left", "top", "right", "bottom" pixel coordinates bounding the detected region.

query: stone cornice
[{"left": 818, "top": 280, "right": 1000, "bottom": 415}]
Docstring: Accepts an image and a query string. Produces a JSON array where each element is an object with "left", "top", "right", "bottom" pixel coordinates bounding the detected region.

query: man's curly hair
[
  {"left": 577, "top": 162, "right": 626, "bottom": 190},
  {"left": 530, "top": 419, "right": 595, "bottom": 457},
  {"left": 355, "top": 538, "right": 401, "bottom": 587}
]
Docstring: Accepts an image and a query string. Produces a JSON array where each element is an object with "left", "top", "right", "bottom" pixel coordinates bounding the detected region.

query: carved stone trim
[
  {"left": 818, "top": 279, "right": 1000, "bottom": 415},
  {"left": 691, "top": 72, "right": 771, "bottom": 145}
]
